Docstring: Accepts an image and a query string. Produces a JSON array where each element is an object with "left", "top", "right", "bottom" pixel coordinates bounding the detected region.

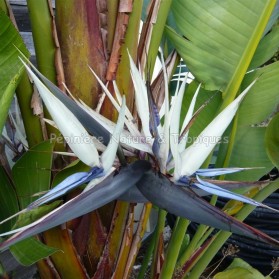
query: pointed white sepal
[
  {"left": 128, "top": 52, "right": 152, "bottom": 139},
  {"left": 158, "top": 50, "right": 170, "bottom": 172},
  {"left": 170, "top": 75, "right": 188, "bottom": 180},
  {"left": 88, "top": 66, "right": 140, "bottom": 138},
  {"left": 21, "top": 59, "right": 100, "bottom": 167},
  {"left": 75, "top": 101, "right": 152, "bottom": 153},
  {"left": 101, "top": 96, "right": 126, "bottom": 173},
  {"left": 180, "top": 80, "right": 257, "bottom": 176},
  {"left": 178, "top": 83, "right": 201, "bottom": 153}
]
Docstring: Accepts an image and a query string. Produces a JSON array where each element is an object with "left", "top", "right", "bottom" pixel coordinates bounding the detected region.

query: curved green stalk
[
  {"left": 27, "top": 0, "right": 63, "bottom": 148},
  {"left": 177, "top": 190, "right": 218, "bottom": 268},
  {"left": 160, "top": 218, "right": 189, "bottom": 278},
  {"left": 147, "top": 0, "right": 173, "bottom": 75},
  {"left": 151, "top": 209, "right": 167, "bottom": 278},
  {"left": 27, "top": 0, "right": 56, "bottom": 82},
  {"left": 16, "top": 73, "right": 44, "bottom": 147},
  {"left": 116, "top": 0, "right": 143, "bottom": 111},
  {"left": 107, "top": 0, "right": 120, "bottom": 53},
  {"left": 137, "top": 231, "right": 155, "bottom": 279},
  {"left": 0, "top": 0, "right": 44, "bottom": 146},
  {"left": 176, "top": 223, "right": 207, "bottom": 268}
]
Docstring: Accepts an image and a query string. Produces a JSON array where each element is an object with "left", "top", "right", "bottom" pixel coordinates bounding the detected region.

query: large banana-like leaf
[
  {"left": 217, "top": 62, "right": 279, "bottom": 181},
  {"left": 166, "top": 0, "right": 277, "bottom": 100},
  {"left": 12, "top": 141, "right": 54, "bottom": 208},
  {"left": 180, "top": 81, "right": 222, "bottom": 148},
  {"left": 5, "top": 141, "right": 58, "bottom": 265},
  {"left": 0, "top": 167, "right": 18, "bottom": 233},
  {"left": 249, "top": 25, "right": 279, "bottom": 70},
  {"left": 214, "top": 258, "right": 267, "bottom": 279},
  {"left": 10, "top": 201, "right": 62, "bottom": 266},
  {"left": 0, "top": 11, "right": 29, "bottom": 133}
]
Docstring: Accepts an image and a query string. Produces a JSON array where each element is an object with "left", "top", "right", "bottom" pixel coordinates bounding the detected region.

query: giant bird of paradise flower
[{"left": 0, "top": 53, "right": 279, "bottom": 251}]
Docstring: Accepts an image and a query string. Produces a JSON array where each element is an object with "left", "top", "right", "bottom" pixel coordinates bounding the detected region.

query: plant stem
[
  {"left": 151, "top": 209, "right": 167, "bottom": 278},
  {"left": 197, "top": 227, "right": 214, "bottom": 248},
  {"left": 27, "top": 0, "right": 63, "bottom": 148},
  {"left": 137, "top": 231, "right": 156, "bottom": 279},
  {"left": 177, "top": 223, "right": 206, "bottom": 268},
  {"left": 160, "top": 218, "right": 190, "bottom": 278},
  {"left": 115, "top": 0, "right": 143, "bottom": 112},
  {"left": 124, "top": 203, "right": 152, "bottom": 278},
  {"left": 147, "top": 0, "right": 173, "bottom": 75},
  {"left": 107, "top": 0, "right": 120, "bottom": 54},
  {"left": 27, "top": 0, "right": 56, "bottom": 82},
  {"left": 16, "top": 72, "right": 44, "bottom": 147}
]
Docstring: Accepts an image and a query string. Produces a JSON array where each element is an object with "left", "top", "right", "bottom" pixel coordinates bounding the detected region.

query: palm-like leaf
[{"left": 166, "top": 0, "right": 277, "bottom": 100}]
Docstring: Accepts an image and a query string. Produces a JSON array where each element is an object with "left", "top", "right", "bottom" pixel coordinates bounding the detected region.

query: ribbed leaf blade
[
  {"left": 0, "top": 11, "right": 29, "bottom": 133},
  {"left": 217, "top": 62, "right": 279, "bottom": 180},
  {"left": 167, "top": 0, "right": 276, "bottom": 94}
]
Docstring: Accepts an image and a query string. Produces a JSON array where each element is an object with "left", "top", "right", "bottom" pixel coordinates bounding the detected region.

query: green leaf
[
  {"left": 263, "top": 0, "right": 279, "bottom": 36},
  {"left": 0, "top": 11, "right": 29, "bottom": 133},
  {"left": 13, "top": 201, "right": 62, "bottom": 229},
  {"left": 265, "top": 113, "right": 279, "bottom": 169},
  {"left": 214, "top": 258, "right": 266, "bottom": 279},
  {"left": 12, "top": 141, "right": 54, "bottom": 208},
  {"left": 180, "top": 81, "right": 222, "bottom": 147},
  {"left": 9, "top": 201, "right": 62, "bottom": 266},
  {"left": 249, "top": 25, "right": 279, "bottom": 70},
  {"left": 0, "top": 167, "right": 18, "bottom": 233},
  {"left": 52, "top": 159, "right": 90, "bottom": 187},
  {"left": 10, "top": 237, "right": 59, "bottom": 266},
  {"left": 217, "top": 62, "right": 279, "bottom": 180},
  {"left": 167, "top": 0, "right": 276, "bottom": 101}
]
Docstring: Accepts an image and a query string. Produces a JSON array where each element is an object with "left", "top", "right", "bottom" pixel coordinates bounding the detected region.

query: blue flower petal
[
  {"left": 194, "top": 176, "right": 274, "bottom": 209},
  {"left": 178, "top": 176, "right": 191, "bottom": 185},
  {"left": 196, "top": 168, "right": 253, "bottom": 177},
  {"left": 28, "top": 166, "right": 104, "bottom": 209}
]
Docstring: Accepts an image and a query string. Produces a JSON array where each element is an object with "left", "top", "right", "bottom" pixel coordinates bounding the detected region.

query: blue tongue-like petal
[
  {"left": 28, "top": 166, "right": 104, "bottom": 209},
  {"left": 196, "top": 167, "right": 254, "bottom": 177},
  {"left": 194, "top": 176, "right": 279, "bottom": 213}
]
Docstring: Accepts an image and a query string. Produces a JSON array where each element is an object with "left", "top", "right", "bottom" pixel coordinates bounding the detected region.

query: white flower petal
[
  {"left": 180, "top": 80, "right": 257, "bottom": 176},
  {"left": 170, "top": 75, "right": 187, "bottom": 180},
  {"left": 158, "top": 51, "right": 170, "bottom": 171},
  {"left": 128, "top": 52, "right": 152, "bottom": 139},
  {"left": 76, "top": 99, "right": 152, "bottom": 153},
  {"left": 101, "top": 97, "right": 126, "bottom": 173},
  {"left": 178, "top": 83, "right": 201, "bottom": 153},
  {"left": 21, "top": 59, "right": 100, "bottom": 167},
  {"left": 112, "top": 80, "right": 134, "bottom": 121},
  {"left": 89, "top": 66, "right": 141, "bottom": 138}
]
